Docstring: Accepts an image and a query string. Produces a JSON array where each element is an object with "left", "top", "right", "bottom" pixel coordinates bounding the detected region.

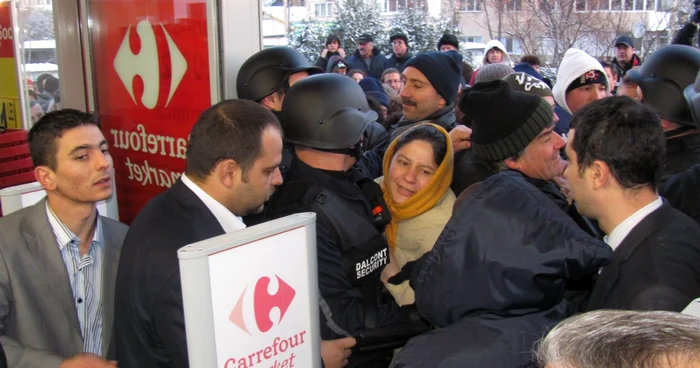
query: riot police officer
[
  {"left": 628, "top": 45, "right": 700, "bottom": 225},
  {"left": 236, "top": 46, "right": 388, "bottom": 178},
  {"left": 236, "top": 46, "right": 322, "bottom": 112},
  {"left": 264, "top": 74, "right": 410, "bottom": 367}
]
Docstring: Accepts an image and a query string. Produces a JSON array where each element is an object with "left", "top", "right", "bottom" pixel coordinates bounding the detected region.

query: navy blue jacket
[
  {"left": 395, "top": 171, "right": 611, "bottom": 367},
  {"left": 385, "top": 52, "right": 413, "bottom": 72},
  {"left": 347, "top": 48, "right": 388, "bottom": 79}
]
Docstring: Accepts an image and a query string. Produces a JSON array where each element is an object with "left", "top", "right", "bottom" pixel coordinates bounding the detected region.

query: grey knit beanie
[{"left": 474, "top": 63, "right": 515, "bottom": 85}]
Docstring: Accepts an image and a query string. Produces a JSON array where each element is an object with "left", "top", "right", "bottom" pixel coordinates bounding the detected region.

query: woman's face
[
  {"left": 328, "top": 40, "right": 339, "bottom": 52},
  {"left": 388, "top": 140, "right": 437, "bottom": 204}
]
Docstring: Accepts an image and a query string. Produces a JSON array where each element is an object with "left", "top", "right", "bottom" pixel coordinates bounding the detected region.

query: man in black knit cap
[
  {"left": 437, "top": 34, "right": 460, "bottom": 52},
  {"left": 392, "top": 80, "right": 610, "bottom": 368},
  {"left": 457, "top": 80, "right": 600, "bottom": 238},
  {"left": 390, "top": 51, "right": 461, "bottom": 141},
  {"left": 386, "top": 32, "right": 413, "bottom": 72}
]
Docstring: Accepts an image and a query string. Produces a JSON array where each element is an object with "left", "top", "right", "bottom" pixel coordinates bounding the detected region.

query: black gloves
[{"left": 387, "top": 260, "right": 416, "bottom": 286}]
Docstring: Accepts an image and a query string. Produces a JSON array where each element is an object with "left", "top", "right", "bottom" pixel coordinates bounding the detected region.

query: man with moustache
[
  {"left": 0, "top": 109, "right": 127, "bottom": 367},
  {"left": 390, "top": 52, "right": 461, "bottom": 141},
  {"left": 347, "top": 34, "right": 389, "bottom": 80}
]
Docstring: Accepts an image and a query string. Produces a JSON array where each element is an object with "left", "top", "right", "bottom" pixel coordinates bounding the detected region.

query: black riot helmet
[
  {"left": 628, "top": 45, "right": 700, "bottom": 127},
  {"left": 282, "top": 73, "right": 378, "bottom": 150},
  {"left": 684, "top": 70, "right": 700, "bottom": 127},
  {"left": 236, "top": 47, "right": 323, "bottom": 102}
]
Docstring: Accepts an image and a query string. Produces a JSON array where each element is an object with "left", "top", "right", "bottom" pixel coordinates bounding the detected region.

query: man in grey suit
[{"left": 0, "top": 109, "right": 127, "bottom": 367}]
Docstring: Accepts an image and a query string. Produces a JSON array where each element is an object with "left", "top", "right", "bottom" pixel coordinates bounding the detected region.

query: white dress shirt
[
  {"left": 46, "top": 202, "right": 104, "bottom": 354},
  {"left": 181, "top": 174, "right": 247, "bottom": 233},
  {"left": 604, "top": 197, "right": 663, "bottom": 251}
]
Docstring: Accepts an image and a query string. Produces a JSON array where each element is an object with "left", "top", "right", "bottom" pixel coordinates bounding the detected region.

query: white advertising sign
[
  {"left": 0, "top": 180, "right": 119, "bottom": 219},
  {"left": 178, "top": 213, "right": 320, "bottom": 368}
]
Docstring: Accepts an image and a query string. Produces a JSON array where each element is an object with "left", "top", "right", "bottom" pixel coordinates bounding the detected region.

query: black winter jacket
[
  {"left": 395, "top": 171, "right": 611, "bottom": 367},
  {"left": 584, "top": 202, "right": 700, "bottom": 312},
  {"left": 385, "top": 52, "right": 413, "bottom": 72},
  {"left": 314, "top": 50, "right": 342, "bottom": 72},
  {"left": 660, "top": 163, "right": 700, "bottom": 226},
  {"left": 389, "top": 105, "right": 458, "bottom": 142},
  {"left": 659, "top": 134, "right": 700, "bottom": 225},
  {"left": 347, "top": 48, "right": 388, "bottom": 79}
]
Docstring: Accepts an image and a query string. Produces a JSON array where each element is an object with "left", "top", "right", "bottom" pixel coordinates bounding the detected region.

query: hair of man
[
  {"left": 569, "top": 96, "right": 665, "bottom": 191},
  {"left": 28, "top": 108, "right": 101, "bottom": 170},
  {"left": 382, "top": 68, "right": 401, "bottom": 82},
  {"left": 185, "top": 99, "right": 282, "bottom": 182},
  {"left": 520, "top": 55, "right": 542, "bottom": 66},
  {"left": 537, "top": 310, "right": 700, "bottom": 368}
]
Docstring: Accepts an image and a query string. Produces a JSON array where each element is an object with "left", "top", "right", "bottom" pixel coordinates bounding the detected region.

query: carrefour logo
[
  {"left": 113, "top": 20, "right": 187, "bottom": 109},
  {"left": 229, "top": 275, "right": 296, "bottom": 335}
]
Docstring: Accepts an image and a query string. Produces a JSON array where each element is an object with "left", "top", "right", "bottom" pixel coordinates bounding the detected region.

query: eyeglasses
[{"left": 392, "top": 41, "right": 405, "bottom": 46}]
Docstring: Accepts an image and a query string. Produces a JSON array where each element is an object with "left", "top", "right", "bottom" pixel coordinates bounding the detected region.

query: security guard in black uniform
[
  {"left": 236, "top": 47, "right": 387, "bottom": 178},
  {"left": 236, "top": 47, "right": 322, "bottom": 173},
  {"left": 263, "top": 74, "right": 413, "bottom": 367},
  {"left": 628, "top": 45, "right": 700, "bottom": 225},
  {"left": 236, "top": 47, "right": 323, "bottom": 108}
]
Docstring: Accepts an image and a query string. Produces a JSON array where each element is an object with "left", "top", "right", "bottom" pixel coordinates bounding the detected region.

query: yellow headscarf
[{"left": 381, "top": 123, "right": 454, "bottom": 252}]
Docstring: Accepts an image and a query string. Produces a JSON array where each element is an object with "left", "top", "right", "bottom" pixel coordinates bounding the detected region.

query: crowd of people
[
  {"left": 0, "top": 28, "right": 699, "bottom": 368},
  {"left": 25, "top": 73, "right": 61, "bottom": 124}
]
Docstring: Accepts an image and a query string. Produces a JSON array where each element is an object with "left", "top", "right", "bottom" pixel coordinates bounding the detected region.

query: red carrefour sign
[
  {"left": 89, "top": 0, "right": 212, "bottom": 223},
  {"left": 229, "top": 275, "right": 297, "bottom": 335},
  {"left": 0, "top": 4, "right": 14, "bottom": 58}
]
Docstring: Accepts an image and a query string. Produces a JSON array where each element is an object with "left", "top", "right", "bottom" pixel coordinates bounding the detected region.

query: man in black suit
[
  {"left": 563, "top": 96, "right": 700, "bottom": 312},
  {"left": 113, "top": 99, "right": 355, "bottom": 368},
  {"left": 113, "top": 100, "right": 285, "bottom": 367}
]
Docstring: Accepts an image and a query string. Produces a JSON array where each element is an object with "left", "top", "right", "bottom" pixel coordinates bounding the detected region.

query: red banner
[
  {"left": 0, "top": 4, "right": 13, "bottom": 58},
  {"left": 89, "top": 0, "right": 212, "bottom": 223}
]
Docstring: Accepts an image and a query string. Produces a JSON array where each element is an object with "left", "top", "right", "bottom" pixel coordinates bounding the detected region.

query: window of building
[
  {"left": 539, "top": 0, "right": 558, "bottom": 12},
  {"left": 15, "top": 0, "right": 61, "bottom": 126},
  {"left": 498, "top": 37, "right": 522, "bottom": 54},
  {"left": 384, "top": 0, "right": 414, "bottom": 12},
  {"left": 269, "top": 0, "right": 305, "bottom": 5},
  {"left": 656, "top": 0, "right": 671, "bottom": 11},
  {"left": 22, "top": 0, "right": 52, "bottom": 5},
  {"left": 459, "top": 0, "right": 482, "bottom": 11},
  {"left": 465, "top": 36, "right": 483, "bottom": 43},
  {"left": 315, "top": 2, "right": 333, "bottom": 16},
  {"left": 507, "top": 0, "right": 522, "bottom": 11}
]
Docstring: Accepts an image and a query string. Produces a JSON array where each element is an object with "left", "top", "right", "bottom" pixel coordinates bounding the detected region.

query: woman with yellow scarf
[{"left": 377, "top": 123, "right": 456, "bottom": 305}]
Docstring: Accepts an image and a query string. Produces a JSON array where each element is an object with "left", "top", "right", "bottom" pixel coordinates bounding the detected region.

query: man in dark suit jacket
[
  {"left": 563, "top": 96, "right": 700, "bottom": 312},
  {"left": 114, "top": 100, "right": 285, "bottom": 367},
  {"left": 0, "top": 109, "right": 127, "bottom": 367},
  {"left": 114, "top": 99, "right": 355, "bottom": 368}
]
